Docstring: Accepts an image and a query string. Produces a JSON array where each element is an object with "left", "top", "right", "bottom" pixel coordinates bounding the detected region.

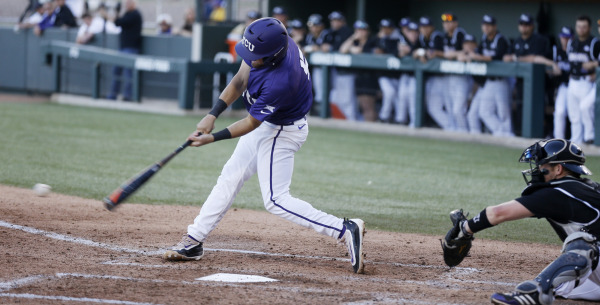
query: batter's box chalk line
[{"left": 1, "top": 220, "right": 479, "bottom": 274}]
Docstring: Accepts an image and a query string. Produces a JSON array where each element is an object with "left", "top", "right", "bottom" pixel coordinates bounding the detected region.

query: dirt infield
[{"left": 0, "top": 184, "right": 593, "bottom": 305}]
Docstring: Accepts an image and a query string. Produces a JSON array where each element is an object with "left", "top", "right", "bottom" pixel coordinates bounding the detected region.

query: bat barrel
[{"left": 103, "top": 197, "right": 117, "bottom": 211}]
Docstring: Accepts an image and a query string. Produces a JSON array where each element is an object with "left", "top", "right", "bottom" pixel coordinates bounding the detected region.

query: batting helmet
[
  {"left": 235, "top": 17, "right": 289, "bottom": 66},
  {"left": 519, "top": 139, "right": 592, "bottom": 184}
]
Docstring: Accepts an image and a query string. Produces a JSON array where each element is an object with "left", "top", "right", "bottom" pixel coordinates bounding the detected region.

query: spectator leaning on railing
[
  {"left": 16, "top": 2, "right": 46, "bottom": 31},
  {"left": 458, "top": 34, "right": 487, "bottom": 134},
  {"left": 34, "top": 0, "right": 77, "bottom": 36},
  {"left": 303, "top": 14, "right": 329, "bottom": 108},
  {"left": 289, "top": 19, "right": 306, "bottom": 48}
]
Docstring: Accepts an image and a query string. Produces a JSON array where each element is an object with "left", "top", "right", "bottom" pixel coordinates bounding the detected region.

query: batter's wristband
[
  {"left": 212, "top": 128, "right": 232, "bottom": 142},
  {"left": 209, "top": 99, "right": 228, "bottom": 118},
  {"left": 467, "top": 208, "right": 494, "bottom": 233}
]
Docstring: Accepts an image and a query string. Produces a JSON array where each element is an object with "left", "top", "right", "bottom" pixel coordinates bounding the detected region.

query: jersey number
[{"left": 298, "top": 46, "right": 310, "bottom": 80}]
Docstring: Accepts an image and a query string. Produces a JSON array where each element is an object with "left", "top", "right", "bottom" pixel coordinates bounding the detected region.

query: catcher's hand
[{"left": 441, "top": 209, "right": 474, "bottom": 267}]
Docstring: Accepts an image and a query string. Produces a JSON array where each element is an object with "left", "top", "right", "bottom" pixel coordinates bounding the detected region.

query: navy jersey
[
  {"left": 305, "top": 29, "right": 329, "bottom": 47},
  {"left": 516, "top": 177, "right": 600, "bottom": 241},
  {"left": 242, "top": 37, "right": 313, "bottom": 125},
  {"left": 477, "top": 32, "right": 510, "bottom": 60},
  {"left": 443, "top": 27, "right": 466, "bottom": 52},
  {"left": 417, "top": 31, "right": 444, "bottom": 51},
  {"left": 323, "top": 26, "right": 353, "bottom": 52},
  {"left": 553, "top": 44, "right": 570, "bottom": 85},
  {"left": 511, "top": 33, "right": 551, "bottom": 58},
  {"left": 567, "top": 36, "right": 600, "bottom": 77}
]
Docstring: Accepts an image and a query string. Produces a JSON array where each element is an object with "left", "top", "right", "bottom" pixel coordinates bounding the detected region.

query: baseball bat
[{"left": 103, "top": 139, "right": 192, "bottom": 211}]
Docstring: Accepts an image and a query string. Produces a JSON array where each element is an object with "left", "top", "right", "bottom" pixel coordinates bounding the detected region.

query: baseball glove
[{"left": 441, "top": 209, "right": 474, "bottom": 267}]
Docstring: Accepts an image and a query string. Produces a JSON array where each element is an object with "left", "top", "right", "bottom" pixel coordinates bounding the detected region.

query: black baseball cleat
[
  {"left": 163, "top": 234, "right": 204, "bottom": 261},
  {"left": 341, "top": 218, "right": 365, "bottom": 274}
]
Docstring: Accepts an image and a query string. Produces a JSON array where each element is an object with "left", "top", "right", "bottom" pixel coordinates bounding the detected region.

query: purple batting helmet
[{"left": 235, "top": 17, "right": 289, "bottom": 66}]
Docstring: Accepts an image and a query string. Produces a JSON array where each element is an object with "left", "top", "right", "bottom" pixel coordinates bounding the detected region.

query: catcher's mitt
[{"left": 441, "top": 209, "right": 474, "bottom": 267}]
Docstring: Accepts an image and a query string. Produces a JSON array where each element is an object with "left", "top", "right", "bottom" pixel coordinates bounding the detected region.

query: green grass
[{"left": 2, "top": 102, "right": 600, "bottom": 245}]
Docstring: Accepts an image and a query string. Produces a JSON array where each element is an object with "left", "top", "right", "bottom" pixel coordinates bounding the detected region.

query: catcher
[{"left": 442, "top": 139, "right": 600, "bottom": 305}]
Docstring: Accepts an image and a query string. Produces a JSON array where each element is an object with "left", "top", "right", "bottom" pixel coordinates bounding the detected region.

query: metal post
[
  {"left": 521, "top": 64, "right": 545, "bottom": 138},
  {"left": 132, "top": 69, "right": 140, "bottom": 102},
  {"left": 320, "top": 66, "right": 330, "bottom": 118},
  {"left": 92, "top": 62, "right": 100, "bottom": 99},
  {"left": 52, "top": 54, "right": 61, "bottom": 92},
  {"left": 414, "top": 69, "right": 425, "bottom": 127}
]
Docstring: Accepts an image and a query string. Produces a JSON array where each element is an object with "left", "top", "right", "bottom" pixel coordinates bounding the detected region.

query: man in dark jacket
[{"left": 108, "top": 0, "right": 143, "bottom": 101}]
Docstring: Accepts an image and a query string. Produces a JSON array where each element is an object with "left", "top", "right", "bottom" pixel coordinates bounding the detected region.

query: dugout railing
[{"left": 309, "top": 52, "right": 548, "bottom": 139}]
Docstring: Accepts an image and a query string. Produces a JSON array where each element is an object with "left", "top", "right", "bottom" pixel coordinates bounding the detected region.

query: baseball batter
[
  {"left": 445, "top": 139, "right": 600, "bottom": 304},
  {"left": 162, "top": 17, "right": 365, "bottom": 274}
]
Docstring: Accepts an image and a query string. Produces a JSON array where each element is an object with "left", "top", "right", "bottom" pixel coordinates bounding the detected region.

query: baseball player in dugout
[
  {"left": 440, "top": 13, "right": 470, "bottom": 133},
  {"left": 162, "top": 18, "right": 366, "bottom": 274},
  {"left": 442, "top": 139, "right": 600, "bottom": 304},
  {"left": 464, "top": 15, "right": 513, "bottom": 137},
  {"left": 567, "top": 15, "right": 600, "bottom": 145},
  {"left": 414, "top": 17, "right": 453, "bottom": 131}
]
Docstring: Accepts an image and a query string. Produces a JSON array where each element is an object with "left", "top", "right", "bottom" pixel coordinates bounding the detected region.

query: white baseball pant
[
  {"left": 446, "top": 75, "right": 472, "bottom": 132},
  {"left": 467, "top": 88, "right": 483, "bottom": 134},
  {"left": 553, "top": 83, "right": 568, "bottom": 139},
  {"left": 330, "top": 70, "right": 358, "bottom": 120},
  {"left": 478, "top": 79, "right": 513, "bottom": 136},
  {"left": 426, "top": 76, "right": 454, "bottom": 130},
  {"left": 398, "top": 74, "right": 416, "bottom": 127},
  {"left": 567, "top": 78, "right": 595, "bottom": 143},
  {"left": 581, "top": 83, "right": 596, "bottom": 142},
  {"left": 186, "top": 118, "right": 346, "bottom": 242},
  {"left": 378, "top": 76, "right": 400, "bottom": 122},
  {"left": 555, "top": 265, "right": 600, "bottom": 301}
]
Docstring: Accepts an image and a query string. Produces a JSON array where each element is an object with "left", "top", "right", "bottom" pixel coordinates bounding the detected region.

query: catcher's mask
[{"left": 519, "top": 139, "right": 592, "bottom": 185}]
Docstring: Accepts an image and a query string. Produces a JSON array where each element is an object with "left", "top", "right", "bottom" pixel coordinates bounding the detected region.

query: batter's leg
[
  {"left": 186, "top": 132, "right": 259, "bottom": 242},
  {"left": 256, "top": 124, "right": 345, "bottom": 239}
]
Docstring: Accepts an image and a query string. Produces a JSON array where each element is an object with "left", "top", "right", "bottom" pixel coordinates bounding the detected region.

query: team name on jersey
[
  {"left": 568, "top": 52, "right": 591, "bottom": 62},
  {"left": 241, "top": 36, "right": 255, "bottom": 52}
]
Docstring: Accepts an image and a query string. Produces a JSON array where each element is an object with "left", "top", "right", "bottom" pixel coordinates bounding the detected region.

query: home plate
[{"left": 196, "top": 273, "right": 278, "bottom": 283}]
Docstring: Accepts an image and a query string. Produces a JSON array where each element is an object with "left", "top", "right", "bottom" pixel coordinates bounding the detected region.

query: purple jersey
[{"left": 242, "top": 37, "right": 313, "bottom": 125}]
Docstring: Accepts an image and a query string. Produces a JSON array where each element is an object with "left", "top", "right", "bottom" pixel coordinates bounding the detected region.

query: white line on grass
[
  {"left": 0, "top": 293, "right": 159, "bottom": 305},
  {"left": 0, "top": 220, "right": 478, "bottom": 273}
]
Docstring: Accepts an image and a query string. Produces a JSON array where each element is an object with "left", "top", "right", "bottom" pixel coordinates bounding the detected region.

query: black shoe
[
  {"left": 341, "top": 218, "right": 365, "bottom": 273},
  {"left": 491, "top": 281, "right": 544, "bottom": 305},
  {"left": 163, "top": 234, "right": 204, "bottom": 261}
]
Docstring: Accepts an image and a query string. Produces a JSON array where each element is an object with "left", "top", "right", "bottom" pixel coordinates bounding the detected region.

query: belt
[
  {"left": 264, "top": 116, "right": 307, "bottom": 131},
  {"left": 571, "top": 75, "right": 591, "bottom": 81}
]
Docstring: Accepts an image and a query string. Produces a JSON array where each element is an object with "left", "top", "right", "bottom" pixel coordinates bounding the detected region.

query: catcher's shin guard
[{"left": 534, "top": 232, "right": 599, "bottom": 304}]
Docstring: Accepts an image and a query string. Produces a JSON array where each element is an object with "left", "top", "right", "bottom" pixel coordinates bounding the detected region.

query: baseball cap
[
  {"left": 328, "top": 11, "right": 345, "bottom": 21},
  {"left": 289, "top": 19, "right": 303, "bottom": 29},
  {"left": 464, "top": 34, "right": 477, "bottom": 43},
  {"left": 380, "top": 18, "right": 393, "bottom": 28},
  {"left": 407, "top": 22, "right": 418, "bottom": 31},
  {"left": 157, "top": 13, "right": 172, "bottom": 25},
  {"left": 399, "top": 17, "right": 411, "bottom": 27},
  {"left": 307, "top": 14, "right": 323, "bottom": 27},
  {"left": 354, "top": 20, "right": 369, "bottom": 30},
  {"left": 559, "top": 26, "right": 573, "bottom": 38},
  {"left": 272, "top": 6, "right": 286, "bottom": 16},
  {"left": 246, "top": 10, "right": 262, "bottom": 20},
  {"left": 519, "top": 13, "right": 534, "bottom": 25},
  {"left": 482, "top": 14, "right": 496, "bottom": 25},
  {"left": 441, "top": 13, "right": 457, "bottom": 22},
  {"left": 419, "top": 16, "right": 432, "bottom": 26}
]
